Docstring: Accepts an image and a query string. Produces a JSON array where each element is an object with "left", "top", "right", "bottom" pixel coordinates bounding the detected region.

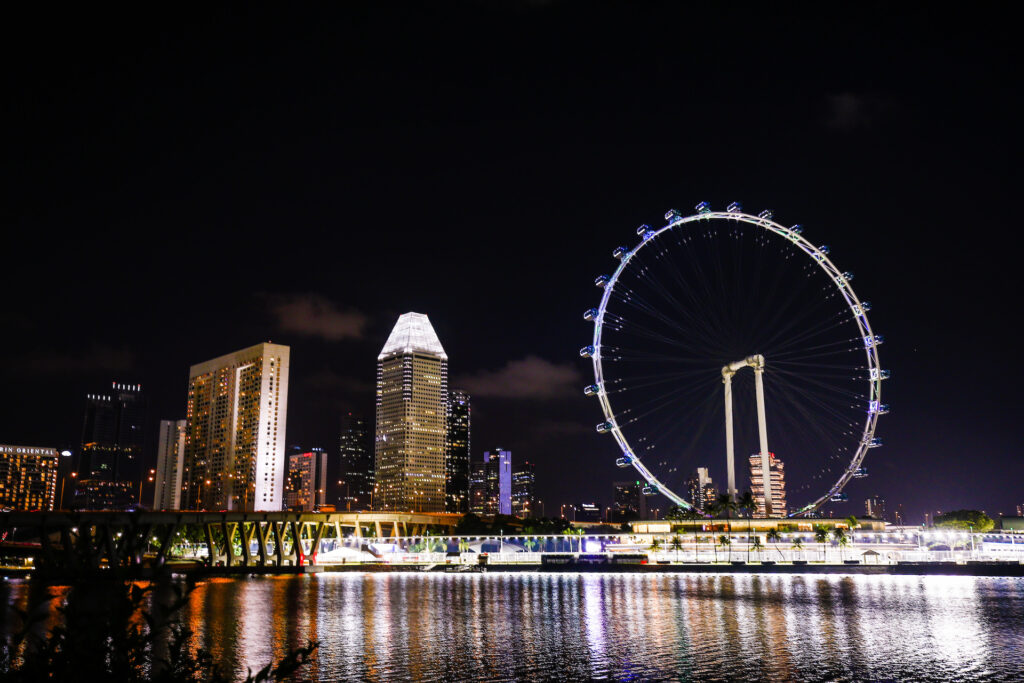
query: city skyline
[{"left": 1, "top": 5, "right": 1021, "bottom": 522}]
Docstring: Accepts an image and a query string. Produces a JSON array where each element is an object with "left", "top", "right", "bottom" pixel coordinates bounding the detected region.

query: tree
[
  {"left": 710, "top": 493, "right": 737, "bottom": 561},
  {"left": 670, "top": 535, "right": 683, "bottom": 563},
  {"left": 791, "top": 537, "right": 804, "bottom": 561},
  {"left": 934, "top": 510, "right": 995, "bottom": 533},
  {"left": 717, "top": 534, "right": 731, "bottom": 562},
  {"left": 846, "top": 515, "right": 860, "bottom": 530},
  {"left": 738, "top": 491, "right": 756, "bottom": 562},
  {"left": 814, "top": 525, "right": 830, "bottom": 562},
  {"left": 833, "top": 527, "right": 849, "bottom": 561},
  {"left": 750, "top": 537, "right": 764, "bottom": 562},
  {"left": 766, "top": 528, "right": 784, "bottom": 561},
  {"left": 649, "top": 537, "right": 663, "bottom": 555}
]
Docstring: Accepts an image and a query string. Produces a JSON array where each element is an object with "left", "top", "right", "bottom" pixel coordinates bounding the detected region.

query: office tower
[
  {"left": 73, "top": 479, "right": 135, "bottom": 510},
  {"left": 445, "top": 390, "right": 471, "bottom": 514},
  {"left": 285, "top": 448, "right": 328, "bottom": 511},
  {"left": 181, "top": 342, "right": 290, "bottom": 511},
  {"left": 469, "top": 461, "right": 487, "bottom": 514},
  {"left": 484, "top": 449, "right": 512, "bottom": 515},
  {"left": 375, "top": 313, "right": 448, "bottom": 512},
  {"left": 153, "top": 420, "right": 186, "bottom": 510},
  {"left": 512, "top": 460, "right": 537, "bottom": 518},
  {"left": 338, "top": 413, "right": 374, "bottom": 510},
  {"left": 0, "top": 444, "right": 59, "bottom": 511},
  {"left": 611, "top": 480, "right": 647, "bottom": 522},
  {"left": 865, "top": 495, "right": 887, "bottom": 521},
  {"left": 685, "top": 467, "right": 716, "bottom": 510},
  {"left": 748, "top": 452, "right": 787, "bottom": 518},
  {"left": 78, "top": 382, "right": 145, "bottom": 483},
  {"left": 577, "top": 502, "right": 603, "bottom": 523}
]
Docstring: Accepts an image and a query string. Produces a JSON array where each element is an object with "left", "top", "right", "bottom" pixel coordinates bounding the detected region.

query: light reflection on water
[{"left": 5, "top": 573, "right": 1024, "bottom": 681}]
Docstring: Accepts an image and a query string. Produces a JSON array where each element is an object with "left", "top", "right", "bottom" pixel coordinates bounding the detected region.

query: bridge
[{"left": 0, "top": 510, "right": 463, "bottom": 575}]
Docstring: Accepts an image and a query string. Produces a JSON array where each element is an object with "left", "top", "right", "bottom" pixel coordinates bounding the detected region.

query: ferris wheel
[{"left": 581, "top": 202, "right": 887, "bottom": 517}]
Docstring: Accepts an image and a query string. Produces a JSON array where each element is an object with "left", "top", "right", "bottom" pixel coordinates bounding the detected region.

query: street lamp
[{"left": 60, "top": 471, "right": 78, "bottom": 510}]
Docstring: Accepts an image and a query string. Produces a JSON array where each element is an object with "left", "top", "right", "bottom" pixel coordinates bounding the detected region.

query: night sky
[{"left": 3, "top": 3, "right": 1021, "bottom": 522}]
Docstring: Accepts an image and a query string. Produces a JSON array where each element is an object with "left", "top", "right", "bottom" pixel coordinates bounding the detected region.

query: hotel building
[{"left": 181, "top": 342, "right": 290, "bottom": 511}]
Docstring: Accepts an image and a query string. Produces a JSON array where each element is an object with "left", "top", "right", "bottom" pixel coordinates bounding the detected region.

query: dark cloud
[
  {"left": 825, "top": 92, "right": 897, "bottom": 131},
  {"left": 267, "top": 294, "right": 367, "bottom": 341},
  {"left": 16, "top": 346, "right": 137, "bottom": 375},
  {"left": 456, "top": 356, "right": 582, "bottom": 400}
]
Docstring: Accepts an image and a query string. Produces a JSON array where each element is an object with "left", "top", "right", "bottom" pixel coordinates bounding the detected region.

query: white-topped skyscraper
[
  {"left": 180, "top": 342, "right": 290, "bottom": 511},
  {"left": 375, "top": 313, "right": 448, "bottom": 512}
]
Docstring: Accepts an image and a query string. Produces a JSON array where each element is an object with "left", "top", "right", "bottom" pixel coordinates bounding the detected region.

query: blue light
[
  {"left": 695, "top": 201, "right": 711, "bottom": 213},
  {"left": 583, "top": 308, "right": 599, "bottom": 322},
  {"left": 612, "top": 246, "right": 629, "bottom": 260},
  {"left": 664, "top": 209, "right": 682, "bottom": 221},
  {"left": 635, "top": 223, "right": 651, "bottom": 236},
  {"left": 758, "top": 209, "right": 773, "bottom": 220},
  {"left": 615, "top": 456, "right": 632, "bottom": 467},
  {"left": 726, "top": 201, "right": 742, "bottom": 213},
  {"left": 789, "top": 224, "right": 804, "bottom": 234},
  {"left": 579, "top": 345, "right": 595, "bottom": 358},
  {"left": 594, "top": 274, "right": 610, "bottom": 288},
  {"left": 596, "top": 421, "right": 613, "bottom": 434},
  {"left": 583, "top": 384, "right": 600, "bottom": 396}
]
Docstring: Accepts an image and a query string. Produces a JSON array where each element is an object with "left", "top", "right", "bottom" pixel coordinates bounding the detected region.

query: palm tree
[
  {"left": 670, "top": 535, "right": 683, "bottom": 563},
  {"left": 649, "top": 537, "right": 663, "bottom": 558},
  {"left": 833, "top": 527, "right": 848, "bottom": 561},
  {"left": 814, "top": 525, "right": 830, "bottom": 562},
  {"left": 750, "top": 537, "right": 764, "bottom": 562},
  {"left": 846, "top": 515, "right": 859, "bottom": 531},
  {"left": 718, "top": 535, "right": 731, "bottom": 562},
  {"left": 791, "top": 537, "right": 804, "bottom": 562},
  {"left": 712, "top": 493, "right": 738, "bottom": 561},
  {"left": 766, "top": 528, "right": 784, "bottom": 561},
  {"left": 686, "top": 509, "right": 703, "bottom": 562},
  {"left": 738, "top": 491, "right": 756, "bottom": 562}
]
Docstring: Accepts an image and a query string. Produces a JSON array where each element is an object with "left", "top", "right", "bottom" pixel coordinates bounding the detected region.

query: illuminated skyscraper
[
  {"left": 685, "top": 467, "right": 716, "bottom": 511},
  {"left": 338, "top": 413, "right": 374, "bottom": 510},
  {"left": 748, "top": 452, "right": 787, "bottom": 518},
  {"left": 445, "top": 390, "right": 471, "bottom": 513},
  {"left": 865, "top": 495, "right": 886, "bottom": 521},
  {"left": 78, "top": 382, "right": 145, "bottom": 484},
  {"left": 153, "top": 419, "right": 186, "bottom": 510},
  {"left": 512, "top": 460, "right": 537, "bottom": 518},
  {"left": 611, "top": 480, "right": 647, "bottom": 521},
  {"left": 375, "top": 313, "right": 448, "bottom": 512},
  {"left": 180, "top": 342, "right": 289, "bottom": 511}
]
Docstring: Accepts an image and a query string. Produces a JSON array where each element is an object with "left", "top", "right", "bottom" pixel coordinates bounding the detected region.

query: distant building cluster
[{"left": 0, "top": 312, "right": 549, "bottom": 516}]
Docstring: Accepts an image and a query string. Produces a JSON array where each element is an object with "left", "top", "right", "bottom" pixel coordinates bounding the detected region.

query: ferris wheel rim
[{"left": 588, "top": 208, "right": 884, "bottom": 518}]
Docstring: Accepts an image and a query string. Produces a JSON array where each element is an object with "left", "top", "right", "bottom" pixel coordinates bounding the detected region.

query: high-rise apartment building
[
  {"left": 181, "top": 342, "right": 289, "bottom": 511},
  {"left": 469, "top": 461, "right": 486, "bottom": 514},
  {"left": 338, "top": 413, "right": 374, "bottom": 510},
  {"left": 511, "top": 460, "right": 537, "bottom": 518},
  {"left": 865, "top": 495, "right": 886, "bottom": 521},
  {"left": 0, "top": 444, "right": 58, "bottom": 511},
  {"left": 285, "top": 448, "right": 328, "bottom": 511},
  {"left": 153, "top": 419, "right": 186, "bottom": 510},
  {"left": 375, "top": 313, "right": 448, "bottom": 512},
  {"left": 685, "top": 467, "right": 717, "bottom": 511},
  {"left": 78, "top": 382, "right": 145, "bottom": 484},
  {"left": 749, "top": 452, "right": 787, "bottom": 518},
  {"left": 445, "top": 390, "right": 471, "bottom": 513},
  {"left": 610, "top": 480, "right": 647, "bottom": 522}
]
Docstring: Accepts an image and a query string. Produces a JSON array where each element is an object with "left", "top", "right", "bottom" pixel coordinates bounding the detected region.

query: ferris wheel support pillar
[
  {"left": 723, "top": 373, "right": 737, "bottom": 503},
  {"left": 753, "top": 356, "right": 774, "bottom": 517}
]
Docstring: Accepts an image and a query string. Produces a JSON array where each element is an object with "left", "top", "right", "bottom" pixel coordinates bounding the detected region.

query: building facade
[
  {"left": 180, "top": 342, "right": 290, "bottom": 511},
  {"left": 511, "top": 460, "right": 537, "bottom": 518},
  {"left": 685, "top": 467, "right": 717, "bottom": 511},
  {"left": 865, "top": 495, "right": 886, "bottom": 521},
  {"left": 338, "top": 413, "right": 374, "bottom": 510},
  {"left": 749, "top": 452, "right": 787, "bottom": 518},
  {"left": 610, "top": 480, "right": 647, "bottom": 522},
  {"left": 78, "top": 382, "right": 145, "bottom": 485},
  {"left": 285, "top": 448, "right": 328, "bottom": 512},
  {"left": 375, "top": 313, "right": 448, "bottom": 513},
  {"left": 445, "top": 390, "right": 471, "bottom": 514},
  {"left": 152, "top": 419, "right": 186, "bottom": 510},
  {"left": 0, "top": 444, "right": 58, "bottom": 511},
  {"left": 469, "top": 449, "right": 512, "bottom": 516}
]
